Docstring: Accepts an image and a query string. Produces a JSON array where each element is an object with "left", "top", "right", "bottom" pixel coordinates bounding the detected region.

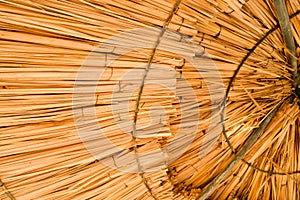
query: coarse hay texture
[{"left": 0, "top": 0, "right": 300, "bottom": 199}]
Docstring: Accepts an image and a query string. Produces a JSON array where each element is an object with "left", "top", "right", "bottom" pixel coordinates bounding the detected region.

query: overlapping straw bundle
[{"left": 0, "top": 0, "right": 300, "bottom": 199}]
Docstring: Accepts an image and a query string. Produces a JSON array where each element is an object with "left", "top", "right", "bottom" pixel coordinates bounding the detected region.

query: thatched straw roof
[{"left": 1, "top": 0, "right": 300, "bottom": 199}]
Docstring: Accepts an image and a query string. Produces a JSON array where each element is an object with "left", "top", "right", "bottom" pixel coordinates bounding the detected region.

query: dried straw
[{"left": 0, "top": 0, "right": 300, "bottom": 199}]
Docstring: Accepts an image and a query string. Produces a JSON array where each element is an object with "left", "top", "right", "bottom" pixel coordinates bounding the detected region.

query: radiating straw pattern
[{"left": 0, "top": 0, "right": 300, "bottom": 199}]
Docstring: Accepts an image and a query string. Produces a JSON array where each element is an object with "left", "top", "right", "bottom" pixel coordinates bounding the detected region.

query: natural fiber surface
[{"left": 0, "top": 0, "right": 300, "bottom": 199}]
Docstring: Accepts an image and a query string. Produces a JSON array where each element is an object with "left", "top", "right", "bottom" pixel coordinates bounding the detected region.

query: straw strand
[
  {"left": 131, "top": 0, "right": 182, "bottom": 199},
  {"left": 220, "top": 9, "right": 300, "bottom": 176},
  {"left": 0, "top": 179, "right": 14, "bottom": 200},
  {"left": 1, "top": 0, "right": 300, "bottom": 199},
  {"left": 198, "top": 100, "right": 284, "bottom": 200}
]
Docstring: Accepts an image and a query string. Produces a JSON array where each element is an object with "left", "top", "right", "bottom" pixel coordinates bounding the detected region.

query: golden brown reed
[{"left": 0, "top": 0, "right": 300, "bottom": 199}]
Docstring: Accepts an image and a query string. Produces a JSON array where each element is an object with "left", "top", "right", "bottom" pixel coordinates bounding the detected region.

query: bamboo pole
[
  {"left": 198, "top": 101, "right": 284, "bottom": 200},
  {"left": 273, "top": 0, "right": 297, "bottom": 77}
]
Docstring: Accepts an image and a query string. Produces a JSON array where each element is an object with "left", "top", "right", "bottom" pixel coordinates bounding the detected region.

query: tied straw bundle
[{"left": 0, "top": 0, "right": 300, "bottom": 199}]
